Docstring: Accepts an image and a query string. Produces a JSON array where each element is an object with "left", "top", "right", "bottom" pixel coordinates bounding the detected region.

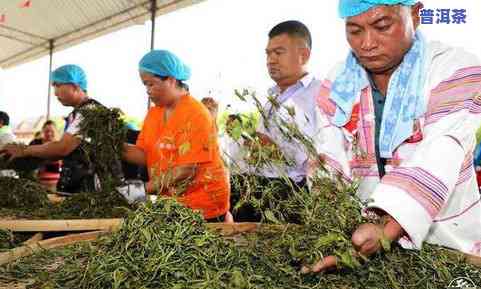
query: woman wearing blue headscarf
[{"left": 123, "top": 50, "right": 231, "bottom": 222}]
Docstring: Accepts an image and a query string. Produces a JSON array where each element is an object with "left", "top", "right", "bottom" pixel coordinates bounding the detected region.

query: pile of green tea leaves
[
  {"left": 240, "top": 174, "right": 481, "bottom": 288},
  {"left": 1, "top": 196, "right": 479, "bottom": 289},
  {"left": 0, "top": 176, "right": 51, "bottom": 217},
  {"left": 0, "top": 177, "right": 130, "bottom": 220},
  {"left": 1, "top": 93, "right": 480, "bottom": 288},
  {"left": 0, "top": 177, "right": 53, "bottom": 218},
  {"left": 51, "top": 105, "right": 132, "bottom": 218},
  {"left": 76, "top": 105, "right": 127, "bottom": 191},
  {"left": 0, "top": 106, "right": 133, "bottom": 220},
  {"left": 26, "top": 198, "right": 273, "bottom": 289},
  {"left": 0, "top": 229, "right": 16, "bottom": 251},
  {"left": 0, "top": 229, "right": 35, "bottom": 252}
]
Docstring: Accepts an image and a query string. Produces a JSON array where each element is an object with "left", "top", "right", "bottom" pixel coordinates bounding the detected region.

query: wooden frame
[{"left": 0, "top": 231, "right": 106, "bottom": 265}]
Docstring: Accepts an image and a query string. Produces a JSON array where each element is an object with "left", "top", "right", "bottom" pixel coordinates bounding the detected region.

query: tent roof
[{"left": 0, "top": 0, "right": 204, "bottom": 69}]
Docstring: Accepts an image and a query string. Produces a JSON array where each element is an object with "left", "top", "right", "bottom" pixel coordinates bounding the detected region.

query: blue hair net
[
  {"left": 339, "top": 0, "right": 417, "bottom": 18},
  {"left": 51, "top": 64, "right": 87, "bottom": 92},
  {"left": 139, "top": 50, "right": 191, "bottom": 81}
]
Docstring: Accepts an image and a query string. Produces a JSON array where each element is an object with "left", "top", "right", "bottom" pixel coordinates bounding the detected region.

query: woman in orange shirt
[{"left": 123, "top": 50, "right": 230, "bottom": 221}]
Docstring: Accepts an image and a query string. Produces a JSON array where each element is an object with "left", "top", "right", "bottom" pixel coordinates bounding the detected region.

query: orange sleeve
[
  {"left": 136, "top": 126, "right": 146, "bottom": 151},
  {"left": 174, "top": 112, "right": 214, "bottom": 166}
]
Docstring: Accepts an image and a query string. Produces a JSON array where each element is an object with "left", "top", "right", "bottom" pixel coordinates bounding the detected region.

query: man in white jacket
[
  {"left": 232, "top": 20, "right": 322, "bottom": 223},
  {"left": 305, "top": 0, "right": 481, "bottom": 272}
]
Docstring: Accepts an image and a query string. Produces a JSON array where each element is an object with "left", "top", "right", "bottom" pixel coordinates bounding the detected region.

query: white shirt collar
[{"left": 268, "top": 72, "right": 314, "bottom": 96}]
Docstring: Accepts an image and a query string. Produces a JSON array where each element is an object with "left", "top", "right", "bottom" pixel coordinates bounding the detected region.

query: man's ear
[
  {"left": 299, "top": 47, "right": 311, "bottom": 65},
  {"left": 411, "top": 2, "right": 424, "bottom": 29}
]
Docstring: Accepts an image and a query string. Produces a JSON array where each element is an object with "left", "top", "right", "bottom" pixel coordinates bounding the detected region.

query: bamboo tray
[
  {"left": 0, "top": 218, "right": 123, "bottom": 232},
  {"left": 0, "top": 219, "right": 287, "bottom": 234},
  {"left": 1, "top": 219, "right": 480, "bottom": 268}
]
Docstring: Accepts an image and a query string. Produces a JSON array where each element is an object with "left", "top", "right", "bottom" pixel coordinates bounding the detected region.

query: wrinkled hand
[
  {"left": 302, "top": 216, "right": 404, "bottom": 274},
  {"left": 301, "top": 223, "right": 382, "bottom": 274},
  {"left": 0, "top": 144, "right": 27, "bottom": 162},
  {"left": 301, "top": 255, "right": 339, "bottom": 274}
]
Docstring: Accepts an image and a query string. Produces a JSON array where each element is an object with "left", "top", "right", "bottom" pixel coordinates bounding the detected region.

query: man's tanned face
[{"left": 345, "top": 4, "right": 421, "bottom": 74}]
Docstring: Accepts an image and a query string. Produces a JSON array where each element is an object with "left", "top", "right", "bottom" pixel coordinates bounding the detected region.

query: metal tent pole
[
  {"left": 46, "top": 39, "right": 54, "bottom": 120},
  {"left": 147, "top": 0, "right": 157, "bottom": 109}
]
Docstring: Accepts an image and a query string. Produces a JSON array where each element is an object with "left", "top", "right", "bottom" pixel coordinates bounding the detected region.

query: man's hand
[
  {"left": 2, "top": 134, "right": 80, "bottom": 162},
  {"left": 302, "top": 215, "right": 404, "bottom": 274},
  {"left": 301, "top": 255, "right": 338, "bottom": 274},
  {"left": 0, "top": 144, "right": 28, "bottom": 162}
]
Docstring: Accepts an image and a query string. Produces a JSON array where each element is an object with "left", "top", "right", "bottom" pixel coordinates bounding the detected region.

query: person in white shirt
[
  {"left": 1, "top": 65, "right": 130, "bottom": 198},
  {"left": 0, "top": 111, "right": 17, "bottom": 177},
  {"left": 0, "top": 111, "right": 16, "bottom": 148},
  {"left": 232, "top": 20, "right": 322, "bottom": 223}
]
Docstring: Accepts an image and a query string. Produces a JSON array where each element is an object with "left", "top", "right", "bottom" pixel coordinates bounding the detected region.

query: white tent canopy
[{"left": 0, "top": 0, "right": 204, "bottom": 69}]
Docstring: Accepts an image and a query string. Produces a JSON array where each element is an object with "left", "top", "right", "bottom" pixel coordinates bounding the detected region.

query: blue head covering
[
  {"left": 339, "top": 0, "right": 417, "bottom": 18},
  {"left": 51, "top": 64, "right": 87, "bottom": 92},
  {"left": 139, "top": 50, "right": 191, "bottom": 81}
]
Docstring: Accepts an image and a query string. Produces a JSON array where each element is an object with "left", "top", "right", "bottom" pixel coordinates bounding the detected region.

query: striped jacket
[{"left": 313, "top": 40, "right": 481, "bottom": 256}]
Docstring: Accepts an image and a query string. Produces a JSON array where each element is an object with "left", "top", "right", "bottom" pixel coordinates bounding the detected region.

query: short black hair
[
  {"left": 0, "top": 111, "right": 10, "bottom": 126},
  {"left": 268, "top": 20, "right": 312, "bottom": 49},
  {"left": 42, "top": 120, "right": 55, "bottom": 129}
]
